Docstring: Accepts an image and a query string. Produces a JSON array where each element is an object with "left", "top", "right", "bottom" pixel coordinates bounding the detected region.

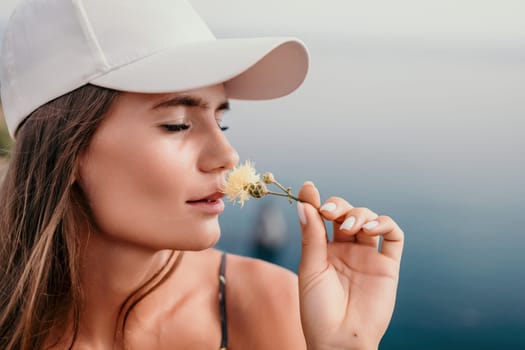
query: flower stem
[
  {"left": 266, "top": 190, "right": 302, "bottom": 203},
  {"left": 272, "top": 180, "right": 290, "bottom": 194}
]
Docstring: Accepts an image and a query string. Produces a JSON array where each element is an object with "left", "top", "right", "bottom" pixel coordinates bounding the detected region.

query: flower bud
[
  {"left": 245, "top": 181, "right": 268, "bottom": 198},
  {"left": 262, "top": 172, "right": 275, "bottom": 184}
]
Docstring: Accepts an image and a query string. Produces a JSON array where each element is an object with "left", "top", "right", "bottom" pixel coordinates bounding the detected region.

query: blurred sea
[{"left": 216, "top": 37, "right": 525, "bottom": 349}]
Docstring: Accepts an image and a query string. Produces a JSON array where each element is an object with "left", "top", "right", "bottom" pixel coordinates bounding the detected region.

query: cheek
[
  {"left": 80, "top": 141, "right": 178, "bottom": 208},
  {"left": 78, "top": 139, "right": 218, "bottom": 250}
]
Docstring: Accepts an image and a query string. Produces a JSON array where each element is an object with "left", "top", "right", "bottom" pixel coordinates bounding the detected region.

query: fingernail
[
  {"left": 363, "top": 220, "right": 379, "bottom": 229},
  {"left": 297, "top": 202, "right": 307, "bottom": 225},
  {"left": 320, "top": 202, "right": 336, "bottom": 212},
  {"left": 341, "top": 216, "right": 356, "bottom": 230}
]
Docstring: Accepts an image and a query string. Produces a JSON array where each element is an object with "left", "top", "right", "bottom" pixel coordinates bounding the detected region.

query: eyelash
[
  {"left": 161, "top": 124, "right": 190, "bottom": 132},
  {"left": 216, "top": 119, "right": 229, "bottom": 131},
  {"left": 160, "top": 122, "right": 229, "bottom": 132}
]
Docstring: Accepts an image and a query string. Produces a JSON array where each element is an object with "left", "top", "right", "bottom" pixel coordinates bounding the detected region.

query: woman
[{"left": 0, "top": 0, "right": 404, "bottom": 349}]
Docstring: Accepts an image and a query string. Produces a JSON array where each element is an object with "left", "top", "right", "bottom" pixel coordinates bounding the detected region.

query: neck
[{"left": 75, "top": 230, "right": 180, "bottom": 348}]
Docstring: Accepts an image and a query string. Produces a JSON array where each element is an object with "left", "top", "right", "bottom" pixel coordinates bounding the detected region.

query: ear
[{"left": 74, "top": 151, "right": 88, "bottom": 186}]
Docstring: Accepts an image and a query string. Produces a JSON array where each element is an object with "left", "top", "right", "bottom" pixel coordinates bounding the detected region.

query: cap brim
[{"left": 90, "top": 37, "right": 309, "bottom": 100}]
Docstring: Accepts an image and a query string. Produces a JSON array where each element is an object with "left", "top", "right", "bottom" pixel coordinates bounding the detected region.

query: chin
[
  {"left": 174, "top": 222, "right": 221, "bottom": 251},
  {"left": 197, "top": 224, "right": 221, "bottom": 249}
]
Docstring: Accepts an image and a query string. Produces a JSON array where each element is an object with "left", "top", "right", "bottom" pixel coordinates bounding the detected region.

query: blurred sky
[
  {"left": 0, "top": 1, "right": 524, "bottom": 348},
  {"left": 1, "top": 0, "right": 524, "bottom": 43},
  {"left": 192, "top": 0, "right": 525, "bottom": 45}
]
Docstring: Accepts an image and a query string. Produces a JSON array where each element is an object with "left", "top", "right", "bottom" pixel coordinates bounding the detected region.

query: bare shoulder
[
  {"left": 227, "top": 253, "right": 298, "bottom": 301},
  {"left": 225, "top": 253, "right": 306, "bottom": 349}
]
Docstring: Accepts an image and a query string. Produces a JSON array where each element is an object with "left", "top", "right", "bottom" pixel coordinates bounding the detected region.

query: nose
[{"left": 198, "top": 127, "right": 239, "bottom": 173}]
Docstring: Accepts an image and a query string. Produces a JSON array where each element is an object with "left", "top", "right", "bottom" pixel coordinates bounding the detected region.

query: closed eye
[
  {"left": 216, "top": 118, "right": 229, "bottom": 132},
  {"left": 161, "top": 124, "right": 190, "bottom": 132}
]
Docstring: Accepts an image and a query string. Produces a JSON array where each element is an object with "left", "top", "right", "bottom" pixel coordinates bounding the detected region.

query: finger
[
  {"left": 318, "top": 196, "right": 354, "bottom": 223},
  {"left": 334, "top": 207, "right": 378, "bottom": 242},
  {"left": 298, "top": 181, "right": 321, "bottom": 209},
  {"left": 318, "top": 197, "right": 355, "bottom": 242},
  {"left": 297, "top": 182, "right": 328, "bottom": 278},
  {"left": 297, "top": 180, "right": 324, "bottom": 245},
  {"left": 318, "top": 198, "right": 380, "bottom": 247},
  {"left": 355, "top": 231, "right": 380, "bottom": 247},
  {"left": 361, "top": 215, "right": 404, "bottom": 261}
]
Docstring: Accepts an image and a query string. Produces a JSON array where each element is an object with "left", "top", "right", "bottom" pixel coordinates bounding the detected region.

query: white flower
[
  {"left": 222, "top": 160, "right": 260, "bottom": 206},
  {"left": 223, "top": 160, "right": 301, "bottom": 206}
]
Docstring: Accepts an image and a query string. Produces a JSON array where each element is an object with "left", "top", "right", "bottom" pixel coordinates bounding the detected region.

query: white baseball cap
[{"left": 0, "top": 0, "right": 309, "bottom": 138}]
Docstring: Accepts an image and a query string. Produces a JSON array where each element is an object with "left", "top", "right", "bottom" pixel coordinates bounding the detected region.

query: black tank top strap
[{"left": 218, "top": 251, "right": 228, "bottom": 350}]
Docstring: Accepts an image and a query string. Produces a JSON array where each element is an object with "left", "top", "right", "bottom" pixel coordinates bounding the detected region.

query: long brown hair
[{"left": 0, "top": 84, "right": 120, "bottom": 349}]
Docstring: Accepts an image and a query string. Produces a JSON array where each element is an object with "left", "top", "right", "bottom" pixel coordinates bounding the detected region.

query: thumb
[{"left": 297, "top": 182, "right": 328, "bottom": 278}]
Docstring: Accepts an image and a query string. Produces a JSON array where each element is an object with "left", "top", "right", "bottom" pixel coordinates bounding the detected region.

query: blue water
[{"left": 217, "top": 191, "right": 525, "bottom": 349}]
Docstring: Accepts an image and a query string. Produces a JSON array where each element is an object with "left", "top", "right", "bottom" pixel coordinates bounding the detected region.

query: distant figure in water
[{"left": 252, "top": 201, "right": 288, "bottom": 263}]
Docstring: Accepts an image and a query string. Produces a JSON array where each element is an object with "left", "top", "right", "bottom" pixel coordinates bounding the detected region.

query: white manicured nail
[
  {"left": 363, "top": 220, "right": 379, "bottom": 229},
  {"left": 320, "top": 202, "right": 336, "bottom": 212},
  {"left": 297, "top": 202, "right": 307, "bottom": 225},
  {"left": 341, "top": 216, "right": 356, "bottom": 230}
]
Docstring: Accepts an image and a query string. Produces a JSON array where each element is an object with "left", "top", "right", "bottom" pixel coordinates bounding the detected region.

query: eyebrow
[{"left": 152, "top": 95, "right": 230, "bottom": 112}]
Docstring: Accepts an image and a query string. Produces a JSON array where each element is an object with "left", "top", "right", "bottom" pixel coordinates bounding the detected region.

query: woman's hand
[{"left": 296, "top": 182, "right": 404, "bottom": 350}]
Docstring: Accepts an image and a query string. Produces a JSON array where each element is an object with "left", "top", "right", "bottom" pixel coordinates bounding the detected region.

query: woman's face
[{"left": 78, "top": 84, "right": 239, "bottom": 251}]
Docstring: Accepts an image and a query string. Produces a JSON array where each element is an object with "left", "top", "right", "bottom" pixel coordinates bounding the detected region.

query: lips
[
  {"left": 186, "top": 191, "right": 224, "bottom": 203},
  {"left": 186, "top": 191, "right": 225, "bottom": 215}
]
